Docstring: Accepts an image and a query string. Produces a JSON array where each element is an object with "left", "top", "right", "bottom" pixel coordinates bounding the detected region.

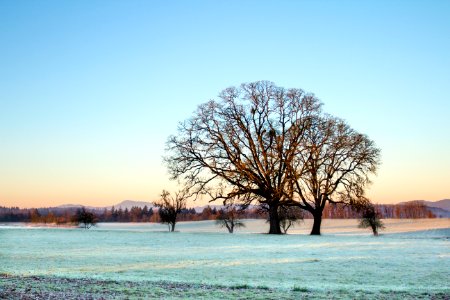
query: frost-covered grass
[
  {"left": 0, "top": 219, "right": 449, "bottom": 298},
  {"left": 2, "top": 274, "right": 448, "bottom": 300}
]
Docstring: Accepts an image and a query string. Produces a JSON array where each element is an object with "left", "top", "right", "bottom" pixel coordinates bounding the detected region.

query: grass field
[{"left": 1, "top": 219, "right": 449, "bottom": 299}]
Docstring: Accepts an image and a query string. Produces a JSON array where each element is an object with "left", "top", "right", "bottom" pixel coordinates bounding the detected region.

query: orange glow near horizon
[
  {"left": 1, "top": 164, "right": 448, "bottom": 209},
  {"left": 1, "top": 135, "right": 449, "bottom": 209}
]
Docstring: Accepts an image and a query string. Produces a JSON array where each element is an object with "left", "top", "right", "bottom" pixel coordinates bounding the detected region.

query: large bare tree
[
  {"left": 290, "top": 115, "right": 381, "bottom": 235},
  {"left": 165, "top": 81, "right": 321, "bottom": 234}
]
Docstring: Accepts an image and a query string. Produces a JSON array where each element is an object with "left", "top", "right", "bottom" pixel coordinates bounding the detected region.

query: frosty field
[{"left": 0, "top": 219, "right": 449, "bottom": 299}]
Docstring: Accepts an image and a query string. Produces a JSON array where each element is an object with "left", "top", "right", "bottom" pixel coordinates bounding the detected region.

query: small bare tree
[
  {"left": 358, "top": 204, "right": 385, "bottom": 236},
  {"left": 278, "top": 206, "right": 304, "bottom": 234},
  {"left": 153, "top": 189, "right": 188, "bottom": 232},
  {"left": 216, "top": 204, "right": 245, "bottom": 233},
  {"left": 73, "top": 207, "right": 97, "bottom": 229}
]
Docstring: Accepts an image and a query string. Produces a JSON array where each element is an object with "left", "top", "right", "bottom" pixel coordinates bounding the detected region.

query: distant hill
[
  {"left": 192, "top": 204, "right": 259, "bottom": 213},
  {"left": 397, "top": 199, "right": 450, "bottom": 218},
  {"left": 57, "top": 204, "right": 83, "bottom": 209},
  {"left": 53, "top": 199, "right": 450, "bottom": 216},
  {"left": 398, "top": 199, "right": 450, "bottom": 211},
  {"left": 57, "top": 200, "right": 155, "bottom": 211},
  {"left": 422, "top": 199, "right": 450, "bottom": 211},
  {"left": 192, "top": 204, "right": 224, "bottom": 213},
  {"left": 426, "top": 207, "right": 450, "bottom": 218},
  {"left": 111, "top": 200, "right": 154, "bottom": 210}
]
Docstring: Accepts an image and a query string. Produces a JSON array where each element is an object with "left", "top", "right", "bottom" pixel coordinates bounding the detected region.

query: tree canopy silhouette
[
  {"left": 73, "top": 207, "right": 97, "bottom": 229},
  {"left": 291, "top": 115, "right": 381, "bottom": 234},
  {"left": 215, "top": 201, "right": 246, "bottom": 233},
  {"left": 165, "top": 81, "right": 321, "bottom": 234},
  {"left": 359, "top": 204, "right": 385, "bottom": 236},
  {"left": 165, "top": 81, "right": 380, "bottom": 234},
  {"left": 153, "top": 189, "right": 188, "bottom": 232},
  {"left": 278, "top": 206, "right": 304, "bottom": 234}
]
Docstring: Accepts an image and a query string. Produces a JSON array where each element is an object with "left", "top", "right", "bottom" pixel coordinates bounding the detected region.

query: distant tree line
[
  {"left": 321, "top": 201, "right": 435, "bottom": 219},
  {"left": 0, "top": 201, "right": 435, "bottom": 224}
]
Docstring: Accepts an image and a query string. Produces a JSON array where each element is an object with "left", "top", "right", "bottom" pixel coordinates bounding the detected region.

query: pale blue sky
[{"left": 1, "top": 0, "right": 449, "bottom": 207}]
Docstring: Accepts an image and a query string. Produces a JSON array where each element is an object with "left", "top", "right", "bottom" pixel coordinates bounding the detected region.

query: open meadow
[{"left": 0, "top": 219, "right": 449, "bottom": 299}]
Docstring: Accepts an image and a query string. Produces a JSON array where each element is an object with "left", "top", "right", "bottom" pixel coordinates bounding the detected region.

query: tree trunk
[
  {"left": 225, "top": 220, "right": 233, "bottom": 233},
  {"left": 310, "top": 211, "right": 322, "bottom": 235},
  {"left": 371, "top": 224, "right": 378, "bottom": 236},
  {"left": 268, "top": 205, "right": 282, "bottom": 234},
  {"left": 171, "top": 222, "right": 175, "bottom": 232}
]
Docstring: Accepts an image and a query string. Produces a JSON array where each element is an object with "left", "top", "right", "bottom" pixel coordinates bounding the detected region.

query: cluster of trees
[
  {"left": 0, "top": 201, "right": 435, "bottom": 225},
  {"left": 164, "top": 81, "right": 381, "bottom": 234},
  {"left": 0, "top": 207, "right": 97, "bottom": 229},
  {"left": 151, "top": 190, "right": 307, "bottom": 234},
  {"left": 321, "top": 202, "right": 434, "bottom": 219},
  {"left": 0, "top": 204, "right": 253, "bottom": 225},
  {"left": 102, "top": 206, "right": 156, "bottom": 222},
  {"left": 0, "top": 207, "right": 76, "bottom": 224},
  {"left": 375, "top": 202, "right": 435, "bottom": 218},
  {"left": 2, "top": 83, "right": 439, "bottom": 235}
]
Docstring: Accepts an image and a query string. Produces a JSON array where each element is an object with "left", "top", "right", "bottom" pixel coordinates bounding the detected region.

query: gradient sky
[{"left": 1, "top": 0, "right": 449, "bottom": 208}]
